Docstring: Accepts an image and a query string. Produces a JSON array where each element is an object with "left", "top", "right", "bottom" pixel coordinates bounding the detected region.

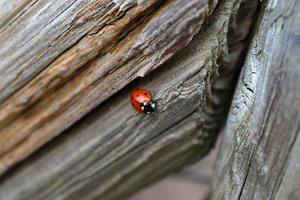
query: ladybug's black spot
[{"left": 144, "top": 93, "right": 148, "bottom": 95}]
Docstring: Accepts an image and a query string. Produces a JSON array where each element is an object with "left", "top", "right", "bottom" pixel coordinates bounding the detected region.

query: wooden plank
[
  {"left": 0, "top": 0, "right": 112, "bottom": 102},
  {"left": 0, "top": 0, "right": 259, "bottom": 199},
  {"left": 0, "top": 0, "right": 216, "bottom": 175},
  {"left": 213, "top": 0, "right": 300, "bottom": 199}
]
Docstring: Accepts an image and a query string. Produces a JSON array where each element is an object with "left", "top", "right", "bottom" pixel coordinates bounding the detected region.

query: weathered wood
[
  {"left": 213, "top": 0, "right": 300, "bottom": 199},
  {"left": 0, "top": 0, "right": 216, "bottom": 175},
  {"left": 0, "top": 0, "right": 259, "bottom": 199}
]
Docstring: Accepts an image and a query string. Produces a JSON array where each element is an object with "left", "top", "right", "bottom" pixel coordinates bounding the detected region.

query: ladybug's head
[{"left": 140, "top": 101, "right": 156, "bottom": 114}]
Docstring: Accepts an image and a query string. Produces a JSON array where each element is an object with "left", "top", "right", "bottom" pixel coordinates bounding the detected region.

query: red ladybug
[{"left": 130, "top": 89, "right": 155, "bottom": 114}]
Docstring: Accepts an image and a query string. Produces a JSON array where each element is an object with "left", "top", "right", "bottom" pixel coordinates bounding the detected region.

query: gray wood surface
[
  {"left": 0, "top": 0, "right": 260, "bottom": 199},
  {"left": 213, "top": 0, "right": 300, "bottom": 199},
  {"left": 0, "top": 0, "right": 216, "bottom": 175}
]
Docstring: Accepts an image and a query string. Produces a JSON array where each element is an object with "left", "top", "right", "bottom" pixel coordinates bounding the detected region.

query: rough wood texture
[
  {"left": 213, "top": 0, "right": 300, "bottom": 199},
  {"left": 0, "top": 0, "right": 259, "bottom": 199},
  {"left": 0, "top": 0, "right": 217, "bottom": 175}
]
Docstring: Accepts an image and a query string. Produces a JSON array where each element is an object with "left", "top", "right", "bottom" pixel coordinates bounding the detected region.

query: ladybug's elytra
[{"left": 130, "top": 89, "right": 155, "bottom": 114}]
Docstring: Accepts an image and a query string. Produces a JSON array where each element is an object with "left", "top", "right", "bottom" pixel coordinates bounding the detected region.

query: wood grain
[
  {"left": 213, "top": 0, "right": 300, "bottom": 199},
  {"left": 0, "top": 0, "right": 260, "bottom": 199},
  {"left": 0, "top": 0, "right": 216, "bottom": 175}
]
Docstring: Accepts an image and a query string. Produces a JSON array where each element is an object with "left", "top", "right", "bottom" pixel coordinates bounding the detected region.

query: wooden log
[
  {"left": 213, "top": 0, "right": 300, "bottom": 199},
  {"left": 0, "top": 0, "right": 216, "bottom": 175},
  {"left": 0, "top": 0, "right": 259, "bottom": 199}
]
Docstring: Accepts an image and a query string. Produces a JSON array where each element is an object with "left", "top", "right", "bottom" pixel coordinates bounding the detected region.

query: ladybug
[{"left": 130, "top": 89, "right": 156, "bottom": 114}]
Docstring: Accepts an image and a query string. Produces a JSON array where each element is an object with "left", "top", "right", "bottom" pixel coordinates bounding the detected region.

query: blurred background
[{"left": 129, "top": 139, "right": 220, "bottom": 200}]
